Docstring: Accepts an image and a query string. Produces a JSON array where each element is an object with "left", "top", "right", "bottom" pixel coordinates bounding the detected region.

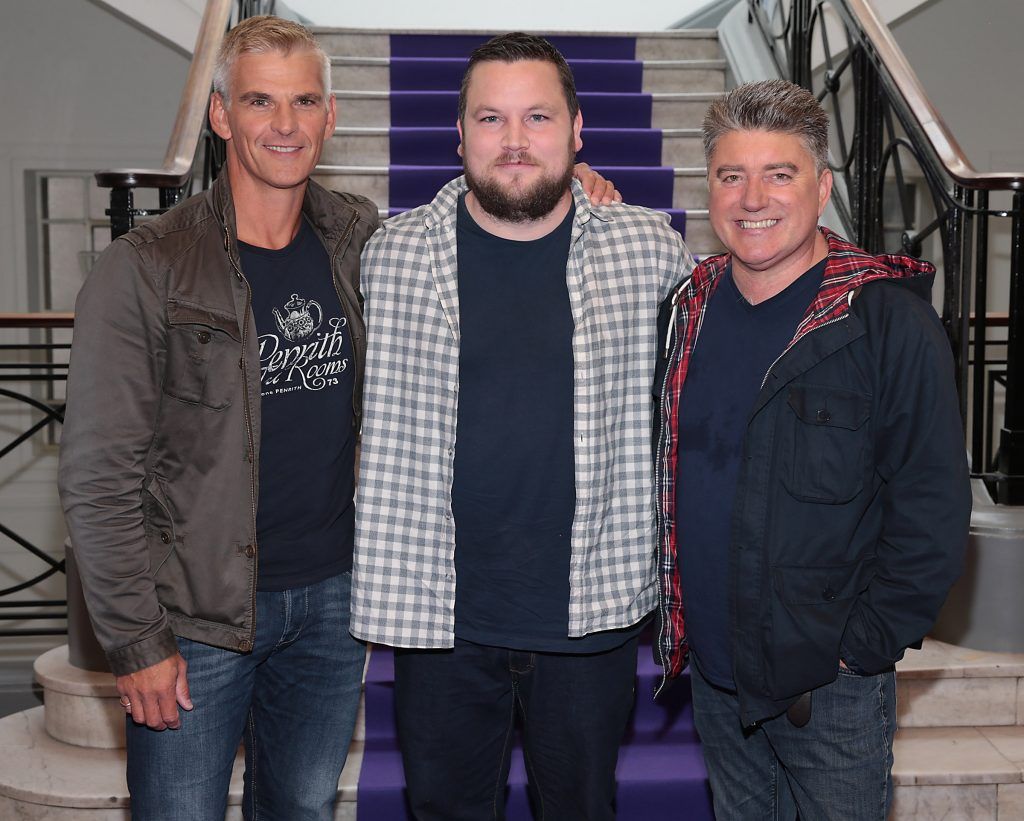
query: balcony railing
[
  {"left": 747, "top": 0, "right": 1024, "bottom": 503},
  {"left": 0, "top": 314, "right": 74, "bottom": 637}
]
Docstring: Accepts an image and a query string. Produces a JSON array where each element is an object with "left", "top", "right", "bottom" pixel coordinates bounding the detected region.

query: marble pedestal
[{"left": 0, "top": 645, "right": 360, "bottom": 819}]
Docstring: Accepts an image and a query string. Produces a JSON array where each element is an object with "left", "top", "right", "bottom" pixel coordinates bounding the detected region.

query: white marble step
[
  {"left": 892, "top": 726, "right": 1024, "bottom": 819},
  {"left": 322, "top": 126, "right": 707, "bottom": 168},
  {"left": 334, "top": 90, "right": 724, "bottom": 129},
  {"left": 0, "top": 708, "right": 360, "bottom": 820},
  {"left": 330, "top": 57, "right": 727, "bottom": 93},
  {"left": 896, "top": 638, "right": 1024, "bottom": 729},
  {"left": 313, "top": 28, "right": 722, "bottom": 61}
]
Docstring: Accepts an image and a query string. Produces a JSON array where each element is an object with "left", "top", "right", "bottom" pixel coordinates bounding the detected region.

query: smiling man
[
  {"left": 352, "top": 32, "right": 692, "bottom": 820},
  {"left": 59, "top": 17, "right": 377, "bottom": 820},
  {"left": 654, "top": 79, "right": 971, "bottom": 819}
]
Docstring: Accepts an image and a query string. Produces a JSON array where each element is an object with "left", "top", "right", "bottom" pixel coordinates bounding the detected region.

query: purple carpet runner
[
  {"left": 357, "top": 639, "right": 713, "bottom": 820},
  {"left": 358, "top": 32, "right": 706, "bottom": 819},
  {"left": 384, "top": 33, "right": 688, "bottom": 241}
]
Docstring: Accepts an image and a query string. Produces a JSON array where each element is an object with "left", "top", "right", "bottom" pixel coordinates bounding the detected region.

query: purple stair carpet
[
  {"left": 383, "top": 33, "right": 689, "bottom": 244},
  {"left": 391, "top": 90, "right": 653, "bottom": 128},
  {"left": 391, "top": 57, "right": 645, "bottom": 92},
  {"left": 357, "top": 641, "right": 713, "bottom": 821},
  {"left": 390, "top": 34, "right": 637, "bottom": 60}
]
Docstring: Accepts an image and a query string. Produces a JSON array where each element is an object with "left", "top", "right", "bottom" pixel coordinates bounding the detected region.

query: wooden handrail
[
  {"left": 94, "top": 0, "right": 233, "bottom": 190},
  {"left": 0, "top": 313, "right": 75, "bottom": 328},
  {"left": 844, "top": 0, "right": 1024, "bottom": 191}
]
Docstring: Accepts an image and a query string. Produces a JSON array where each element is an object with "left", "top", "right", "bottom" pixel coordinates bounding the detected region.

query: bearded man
[{"left": 351, "top": 32, "right": 693, "bottom": 821}]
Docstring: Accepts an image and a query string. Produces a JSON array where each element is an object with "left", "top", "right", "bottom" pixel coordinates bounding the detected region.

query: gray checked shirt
[{"left": 351, "top": 176, "right": 694, "bottom": 648}]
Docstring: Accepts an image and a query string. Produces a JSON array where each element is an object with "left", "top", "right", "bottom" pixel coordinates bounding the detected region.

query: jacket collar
[
  {"left": 207, "top": 172, "right": 361, "bottom": 255},
  {"left": 674, "top": 226, "right": 935, "bottom": 333}
]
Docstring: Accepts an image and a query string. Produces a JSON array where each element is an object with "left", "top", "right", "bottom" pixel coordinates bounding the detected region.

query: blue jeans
[
  {"left": 690, "top": 660, "right": 896, "bottom": 821},
  {"left": 126, "top": 571, "right": 366, "bottom": 821},
  {"left": 394, "top": 636, "right": 639, "bottom": 821}
]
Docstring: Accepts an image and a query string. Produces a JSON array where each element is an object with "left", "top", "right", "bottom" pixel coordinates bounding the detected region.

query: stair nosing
[
  {"left": 312, "top": 27, "right": 719, "bottom": 38},
  {"left": 331, "top": 56, "right": 726, "bottom": 69},
  {"left": 333, "top": 90, "right": 725, "bottom": 100},
  {"left": 317, "top": 164, "right": 708, "bottom": 175}
]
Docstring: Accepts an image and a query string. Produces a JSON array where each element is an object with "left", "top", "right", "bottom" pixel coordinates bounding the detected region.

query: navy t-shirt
[
  {"left": 676, "top": 259, "right": 825, "bottom": 688},
  {"left": 238, "top": 218, "right": 356, "bottom": 591},
  {"left": 452, "top": 195, "right": 638, "bottom": 653}
]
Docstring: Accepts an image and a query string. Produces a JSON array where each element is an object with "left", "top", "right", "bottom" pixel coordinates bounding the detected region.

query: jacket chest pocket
[
  {"left": 163, "top": 302, "right": 241, "bottom": 410},
  {"left": 781, "top": 384, "right": 871, "bottom": 504}
]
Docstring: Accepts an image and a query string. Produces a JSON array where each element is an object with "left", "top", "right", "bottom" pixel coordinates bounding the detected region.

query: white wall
[
  {"left": 287, "top": 0, "right": 713, "bottom": 31},
  {"left": 0, "top": 0, "right": 188, "bottom": 650}
]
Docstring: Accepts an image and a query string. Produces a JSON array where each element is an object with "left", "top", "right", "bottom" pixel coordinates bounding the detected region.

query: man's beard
[{"left": 465, "top": 149, "right": 575, "bottom": 223}]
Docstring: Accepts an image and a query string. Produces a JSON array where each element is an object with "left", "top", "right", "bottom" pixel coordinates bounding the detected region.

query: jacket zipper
[
  {"left": 759, "top": 310, "right": 849, "bottom": 390},
  {"left": 223, "top": 224, "right": 259, "bottom": 648},
  {"left": 653, "top": 280, "right": 696, "bottom": 699}
]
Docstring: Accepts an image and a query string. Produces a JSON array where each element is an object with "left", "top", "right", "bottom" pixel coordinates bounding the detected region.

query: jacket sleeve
[
  {"left": 57, "top": 238, "right": 179, "bottom": 676},
  {"left": 840, "top": 291, "right": 971, "bottom": 673}
]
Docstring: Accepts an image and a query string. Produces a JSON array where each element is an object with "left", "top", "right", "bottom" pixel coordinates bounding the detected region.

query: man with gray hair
[
  {"left": 59, "top": 15, "right": 375, "bottom": 819},
  {"left": 653, "top": 79, "right": 970, "bottom": 818}
]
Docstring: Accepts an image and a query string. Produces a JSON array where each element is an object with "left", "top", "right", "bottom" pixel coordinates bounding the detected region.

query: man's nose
[
  {"left": 502, "top": 120, "right": 529, "bottom": 151},
  {"left": 741, "top": 178, "right": 768, "bottom": 211},
  {"left": 272, "top": 105, "right": 298, "bottom": 135}
]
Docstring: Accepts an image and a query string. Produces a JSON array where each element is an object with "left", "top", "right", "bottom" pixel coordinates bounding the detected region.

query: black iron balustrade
[
  {"left": 0, "top": 314, "right": 74, "bottom": 637},
  {"left": 747, "top": 0, "right": 1024, "bottom": 503}
]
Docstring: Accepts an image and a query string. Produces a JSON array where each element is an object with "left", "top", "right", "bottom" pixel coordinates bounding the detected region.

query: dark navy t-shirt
[
  {"left": 239, "top": 218, "right": 356, "bottom": 591},
  {"left": 676, "top": 259, "right": 825, "bottom": 688},
  {"left": 452, "top": 195, "right": 638, "bottom": 653}
]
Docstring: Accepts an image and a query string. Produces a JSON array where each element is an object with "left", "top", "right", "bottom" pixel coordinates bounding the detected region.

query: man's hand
[
  {"left": 573, "top": 162, "right": 623, "bottom": 206},
  {"left": 116, "top": 653, "right": 193, "bottom": 731}
]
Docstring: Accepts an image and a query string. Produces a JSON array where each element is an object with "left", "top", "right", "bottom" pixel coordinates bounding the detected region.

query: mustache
[{"left": 493, "top": 152, "right": 538, "bottom": 166}]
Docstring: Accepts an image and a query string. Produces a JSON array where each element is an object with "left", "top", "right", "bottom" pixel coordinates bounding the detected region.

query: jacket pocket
[
  {"left": 782, "top": 384, "right": 870, "bottom": 503},
  {"left": 765, "top": 556, "right": 876, "bottom": 698},
  {"left": 163, "top": 301, "right": 241, "bottom": 410},
  {"left": 142, "top": 474, "right": 177, "bottom": 575}
]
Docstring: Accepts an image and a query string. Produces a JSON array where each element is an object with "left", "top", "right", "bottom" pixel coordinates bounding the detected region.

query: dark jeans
[
  {"left": 690, "top": 660, "right": 896, "bottom": 821},
  {"left": 125, "top": 571, "right": 366, "bottom": 821},
  {"left": 394, "top": 636, "right": 639, "bottom": 821}
]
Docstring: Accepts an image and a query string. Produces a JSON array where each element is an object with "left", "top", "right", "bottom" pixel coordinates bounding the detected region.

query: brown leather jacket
[{"left": 58, "top": 174, "right": 378, "bottom": 675}]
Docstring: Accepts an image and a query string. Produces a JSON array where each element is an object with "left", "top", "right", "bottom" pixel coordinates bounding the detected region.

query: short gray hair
[
  {"left": 212, "top": 15, "right": 331, "bottom": 106},
  {"left": 703, "top": 79, "right": 830, "bottom": 173}
]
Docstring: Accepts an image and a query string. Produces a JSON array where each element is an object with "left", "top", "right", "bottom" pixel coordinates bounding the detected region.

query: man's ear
[
  {"left": 325, "top": 94, "right": 337, "bottom": 138},
  {"left": 572, "top": 109, "right": 583, "bottom": 153},
  {"left": 817, "top": 168, "right": 834, "bottom": 216},
  {"left": 210, "top": 93, "right": 231, "bottom": 141},
  {"left": 456, "top": 117, "right": 464, "bottom": 158}
]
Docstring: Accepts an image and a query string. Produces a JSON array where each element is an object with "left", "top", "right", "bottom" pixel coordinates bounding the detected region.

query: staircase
[
  {"left": 310, "top": 27, "right": 729, "bottom": 259},
  {"left": 891, "top": 639, "right": 1024, "bottom": 818}
]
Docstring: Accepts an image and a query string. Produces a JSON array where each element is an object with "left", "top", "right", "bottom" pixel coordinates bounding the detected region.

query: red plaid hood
[{"left": 654, "top": 227, "right": 935, "bottom": 685}]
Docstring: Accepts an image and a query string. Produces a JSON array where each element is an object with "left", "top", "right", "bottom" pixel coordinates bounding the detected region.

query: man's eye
[
  {"left": 772, "top": 173, "right": 793, "bottom": 183},
  {"left": 529, "top": 114, "right": 548, "bottom": 122},
  {"left": 480, "top": 115, "right": 499, "bottom": 123},
  {"left": 722, "top": 174, "right": 741, "bottom": 184},
  {"left": 250, "top": 98, "right": 269, "bottom": 107},
  {"left": 297, "top": 98, "right": 316, "bottom": 107}
]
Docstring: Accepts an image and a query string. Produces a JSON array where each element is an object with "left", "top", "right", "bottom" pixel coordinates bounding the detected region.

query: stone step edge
[
  {"left": 318, "top": 164, "right": 709, "bottom": 176},
  {"left": 892, "top": 725, "right": 1024, "bottom": 787},
  {"left": 334, "top": 90, "right": 724, "bottom": 100},
  {"left": 335, "top": 126, "right": 704, "bottom": 136},
  {"left": 896, "top": 638, "right": 1024, "bottom": 680},
  {"left": 331, "top": 56, "right": 727, "bottom": 69},
  {"left": 312, "top": 27, "right": 719, "bottom": 39},
  {"left": 0, "top": 707, "right": 363, "bottom": 809}
]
